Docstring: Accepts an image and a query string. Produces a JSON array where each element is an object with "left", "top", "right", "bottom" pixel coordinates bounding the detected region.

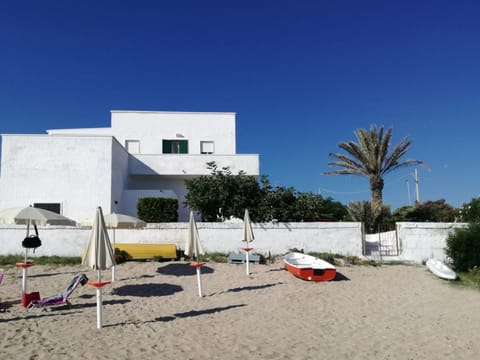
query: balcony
[{"left": 128, "top": 154, "right": 259, "bottom": 176}]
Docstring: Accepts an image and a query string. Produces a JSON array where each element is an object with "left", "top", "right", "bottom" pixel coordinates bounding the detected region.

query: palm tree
[{"left": 324, "top": 125, "right": 422, "bottom": 210}]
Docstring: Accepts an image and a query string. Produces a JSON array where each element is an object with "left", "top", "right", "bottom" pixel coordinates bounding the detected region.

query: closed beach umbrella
[
  {"left": 103, "top": 213, "right": 146, "bottom": 281},
  {"left": 185, "top": 211, "right": 204, "bottom": 260},
  {"left": 185, "top": 211, "right": 205, "bottom": 297},
  {"left": 82, "top": 207, "right": 116, "bottom": 329},
  {"left": 0, "top": 206, "right": 76, "bottom": 296},
  {"left": 242, "top": 209, "right": 255, "bottom": 275}
]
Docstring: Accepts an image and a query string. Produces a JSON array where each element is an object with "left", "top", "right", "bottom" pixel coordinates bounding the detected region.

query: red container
[{"left": 22, "top": 291, "right": 40, "bottom": 307}]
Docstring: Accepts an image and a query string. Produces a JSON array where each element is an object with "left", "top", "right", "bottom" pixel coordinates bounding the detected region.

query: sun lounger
[{"left": 27, "top": 273, "right": 88, "bottom": 311}]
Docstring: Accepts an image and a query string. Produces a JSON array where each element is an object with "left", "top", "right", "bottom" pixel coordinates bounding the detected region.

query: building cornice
[{"left": 110, "top": 110, "right": 236, "bottom": 115}]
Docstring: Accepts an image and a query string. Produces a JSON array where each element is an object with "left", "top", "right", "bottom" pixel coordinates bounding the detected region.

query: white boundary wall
[
  {"left": 0, "top": 222, "right": 467, "bottom": 263},
  {"left": 395, "top": 222, "right": 467, "bottom": 263},
  {"left": 0, "top": 222, "right": 362, "bottom": 258}
]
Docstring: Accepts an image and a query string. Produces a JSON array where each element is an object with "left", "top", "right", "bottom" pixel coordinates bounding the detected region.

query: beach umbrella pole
[
  {"left": 96, "top": 270, "right": 103, "bottom": 329},
  {"left": 243, "top": 240, "right": 252, "bottom": 276},
  {"left": 111, "top": 229, "right": 116, "bottom": 282},
  {"left": 196, "top": 266, "right": 203, "bottom": 297},
  {"left": 22, "top": 247, "right": 29, "bottom": 294},
  {"left": 21, "top": 267, "right": 27, "bottom": 294},
  {"left": 96, "top": 287, "right": 103, "bottom": 329}
]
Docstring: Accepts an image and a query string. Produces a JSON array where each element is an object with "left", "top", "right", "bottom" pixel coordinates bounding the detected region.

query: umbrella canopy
[
  {"left": 243, "top": 209, "right": 255, "bottom": 245},
  {"left": 103, "top": 213, "right": 146, "bottom": 229},
  {"left": 185, "top": 211, "right": 204, "bottom": 260},
  {"left": 0, "top": 206, "right": 76, "bottom": 297},
  {"left": 242, "top": 209, "right": 255, "bottom": 276},
  {"left": 82, "top": 207, "right": 116, "bottom": 271},
  {"left": 0, "top": 206, "right": 76, "bottom": 226}
]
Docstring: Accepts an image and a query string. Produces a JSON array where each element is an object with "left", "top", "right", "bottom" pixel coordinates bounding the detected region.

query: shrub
[
  {"left": 457, "top": 197, "right": 480, "bottom": 223},
  {"left": 392, "top": 199, "right": 455, "bottom": 222},
  {"left": 445, "top": 223, "right": 480, "bottom": 272},
  {"left": 137, "top": 197, "right": 178, "bottom": 222},
  {"left": 115, "top": 248, "right": 131, "bottom": 264}
]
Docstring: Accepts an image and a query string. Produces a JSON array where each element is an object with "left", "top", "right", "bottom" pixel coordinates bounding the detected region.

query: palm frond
[{"left": 324, "top": 125, "right": 422, "bottom": 208}]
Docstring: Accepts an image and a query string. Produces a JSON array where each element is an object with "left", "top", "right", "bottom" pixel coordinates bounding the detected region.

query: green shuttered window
[{"left": 162, "top": 140, "right": 188, "bottom": 154}]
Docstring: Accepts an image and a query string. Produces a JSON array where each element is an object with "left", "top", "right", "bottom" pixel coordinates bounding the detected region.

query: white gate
[{"left": 363, "top": 223, "right": 400, "bottom": 259}]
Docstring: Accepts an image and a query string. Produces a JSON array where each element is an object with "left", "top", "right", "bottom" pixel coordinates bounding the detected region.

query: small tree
[
  {"left": 392, "top": 200, "right": 455, "bottom": 222},
  {"left": 184, "top": 162, "right": 263, "bottom": 221},
  {"left": 445, "top": 223, "right": 480, "bottom": 271},
  {"left": 457, "top": 197, "right": 480, "bottom": 223},
  {"left": 185, "top": 162, "right": 348, "bottom": 222}
]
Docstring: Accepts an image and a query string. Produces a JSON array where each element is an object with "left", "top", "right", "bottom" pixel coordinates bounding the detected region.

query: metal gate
[
  {"left": 377, "top": 223, "right": 400, "bottom": 256},
  {"left": 363, "top": 223, "right": 400, "bottom": 258}
]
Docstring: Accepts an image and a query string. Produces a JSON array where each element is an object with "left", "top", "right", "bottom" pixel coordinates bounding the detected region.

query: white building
[{"left": 0, "top": 110, "right": 260, "bottom": 222}]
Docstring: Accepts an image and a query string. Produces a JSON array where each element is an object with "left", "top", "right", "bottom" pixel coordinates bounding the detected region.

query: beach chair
[{"left": 27, "top": 273, "right": 88, "bottom": 311}]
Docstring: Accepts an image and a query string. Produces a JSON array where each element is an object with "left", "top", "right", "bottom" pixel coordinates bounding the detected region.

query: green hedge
[
  {"left": 137, "top": 197, "right": 178, "bottom": 222},
  {"left": 445, "top": 223, "right": 480, "bottom": 272}
]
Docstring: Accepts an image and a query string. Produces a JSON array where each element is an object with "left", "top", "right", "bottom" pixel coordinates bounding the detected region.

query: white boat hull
[{"left": 426, "top": 259, "right": 457, "bottom": 280}]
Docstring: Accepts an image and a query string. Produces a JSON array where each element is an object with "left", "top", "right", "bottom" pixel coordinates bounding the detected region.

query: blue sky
[{"left": 1, "top": 0, "right": 479, "bottom": 210}]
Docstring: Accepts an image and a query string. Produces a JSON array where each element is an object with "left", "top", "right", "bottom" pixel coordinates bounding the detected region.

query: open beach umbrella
[
  {"left": 185, "top": 211, "right": 205, "bottom": 297},
  {"left": 242, "top": 209, "right": 255, "bottom": 275},
  {"left": 0, "top": 206, "right": 76, "bottom": 227},
  {"left": 82, "top": 207, "right": 116, "bottom": 329},
  {"left": 103, "top": 213, "right": 146, "bottom": 282},
  {"left": 0, "top": 206, "right": 76, "bottom": 296}
]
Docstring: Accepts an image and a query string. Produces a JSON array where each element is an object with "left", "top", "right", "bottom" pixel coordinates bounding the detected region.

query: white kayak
[{"left": 426, "top": 259, "right": 457, "bottom": 280}]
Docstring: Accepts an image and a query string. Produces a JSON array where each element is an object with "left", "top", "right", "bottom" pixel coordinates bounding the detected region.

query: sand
[{"left": 1, "top": 260, "right": 480, "bottom": 360}]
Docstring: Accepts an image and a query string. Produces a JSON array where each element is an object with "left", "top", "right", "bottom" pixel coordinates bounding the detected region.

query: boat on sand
[
  {"left": 426, "top": 258, "right": 457, "bottom": 280},
  {"left": 283, "top": 252, "right": 336, "bottom": 281}
]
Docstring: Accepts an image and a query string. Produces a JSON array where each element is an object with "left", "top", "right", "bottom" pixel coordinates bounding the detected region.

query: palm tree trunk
[{"left": 370, "top": 175, "right": 384, "bottom": 210}]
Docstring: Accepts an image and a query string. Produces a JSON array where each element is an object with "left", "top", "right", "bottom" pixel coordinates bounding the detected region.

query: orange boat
[{"left": 283, "top": 252, "right": 336, "bottom": 281}]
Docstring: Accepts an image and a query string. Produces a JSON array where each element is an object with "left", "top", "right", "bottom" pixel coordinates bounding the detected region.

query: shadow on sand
[
  {"left": 70, "top": 299, "right": 131, "bottom": 309},
  {"left": 333, "top": 272, "right": 350, "bottom": 281},
  {"left": 112, "top": 283, "right": 183, "bottom": 297},
  {"left": 222, "top": 282, "right": 283, "bottom": 294},
  {"left": 27, "top": 270, "right": 80, "bottom": 279},
  {"left": 156, "top": 263, "right": 214, "bottom": 276},
  {"left": 155, "top": 304, "right": 247, "bottom": 322}
]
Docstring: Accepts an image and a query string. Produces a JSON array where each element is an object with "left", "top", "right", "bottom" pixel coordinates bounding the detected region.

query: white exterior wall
[
  {"left": 130, "top": 154, "right": 259, "bottom": 176},
  {"left": 0, "top": 110, "right": 259, "bottom": 222},
  {"left": 111, "top": 111, "right": 236, "bottom": 154},
  {"left": 0, "top": 135, "right": 115, "bottom": 222},
  {"left": 111, "top": 140, "right": 130, "bottom": 214}
]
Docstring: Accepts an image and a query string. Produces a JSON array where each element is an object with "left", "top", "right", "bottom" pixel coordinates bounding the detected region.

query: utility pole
[
  {"left": 406, "top": 179, "right": 411, "bottom": 206},
  {"left": 414, "top": 168, "right": 420, "bottom": 204}
]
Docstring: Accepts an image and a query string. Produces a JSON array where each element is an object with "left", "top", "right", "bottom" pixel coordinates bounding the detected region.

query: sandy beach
[{"left": 1, "top": 260, "right": 480, "bottom": 359}]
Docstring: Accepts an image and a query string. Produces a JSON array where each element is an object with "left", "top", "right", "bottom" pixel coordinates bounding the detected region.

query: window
[
  {"left": 200, "top": 141, "right": 214, "bottom": 154},
  {"left": 125, "top": 140, "right": 140, "bottom": 154},
  {"left": 163, "top": 140, "right": 188, "bottom": 154},
  {"left": 34, "top": 203, "right": 61, "bottom": 215}
]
